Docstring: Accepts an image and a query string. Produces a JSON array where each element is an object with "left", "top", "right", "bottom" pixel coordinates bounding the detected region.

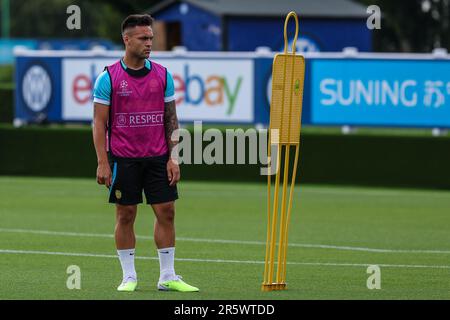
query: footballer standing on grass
[{"left": 92, "top": 14, "right": 199, "bottom": 293}]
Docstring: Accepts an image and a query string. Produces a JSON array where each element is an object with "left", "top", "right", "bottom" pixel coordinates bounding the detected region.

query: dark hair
[{"left": 121, "top": 14, "right": 154, "bottom": 34}]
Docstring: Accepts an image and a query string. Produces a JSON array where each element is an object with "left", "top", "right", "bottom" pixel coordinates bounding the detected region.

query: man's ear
[{"left": 122, "top": 34, "right": 129, "bottom": 46}]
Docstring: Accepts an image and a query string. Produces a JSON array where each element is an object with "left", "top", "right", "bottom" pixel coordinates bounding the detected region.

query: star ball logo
[
  {"left": 22, "top": 64, "right": 52, "bottom": 112},
  {"left": 118, "top": 80, "right": 132, "bottom": 96},
  {"left": 120, "top": 80, "right": 128, "bottom": 90}
]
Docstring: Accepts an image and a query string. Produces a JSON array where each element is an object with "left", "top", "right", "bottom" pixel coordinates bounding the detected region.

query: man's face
[{"left": 123, "top": 25, "right": 153, "bottom": 59}]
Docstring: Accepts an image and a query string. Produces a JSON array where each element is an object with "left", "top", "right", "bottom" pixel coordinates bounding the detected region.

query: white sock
[
  {"left": 117, "top": 249, "right": 137, "bottom": 282},
  {"left": 158, "top": 247, "right": 177, "bottom": 282}
]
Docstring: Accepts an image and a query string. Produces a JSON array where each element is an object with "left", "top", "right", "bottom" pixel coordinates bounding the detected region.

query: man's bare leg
[
  {"left": 151, "top": 201, "right": 199, "bottom": 292},
  {"left": 115, "top": 204, "right": 137, "bottom": 249},
  {"left": 152, "top": 201, "right": 176, "bottom": 249},
  {"left": 152, "top": 201, "right": 177, "bottom": 283},
  {"left": 115, "top": 204, "right": 138, "bottom": 290}
]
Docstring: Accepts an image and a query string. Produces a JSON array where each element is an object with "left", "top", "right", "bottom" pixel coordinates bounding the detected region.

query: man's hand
[
  {"left": 167, "top": 158, "right": 180, "bottom": 186},
  {"left": 97, "top": 161, "right": 112, "bottom": 188}
]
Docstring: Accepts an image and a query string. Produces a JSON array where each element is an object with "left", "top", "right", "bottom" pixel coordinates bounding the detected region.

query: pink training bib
[{"left": 106, "top": 60, "right": 168, "bottom": 158}]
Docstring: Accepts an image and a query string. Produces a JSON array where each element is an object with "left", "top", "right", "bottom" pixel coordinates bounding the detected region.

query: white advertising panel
[{"left": 62, "top": 57, "right": 254, "bottom": 122}]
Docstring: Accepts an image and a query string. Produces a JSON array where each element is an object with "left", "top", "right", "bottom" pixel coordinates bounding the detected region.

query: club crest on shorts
[{"left": 115, "top": 190, "right": 122, "bottom": 199}]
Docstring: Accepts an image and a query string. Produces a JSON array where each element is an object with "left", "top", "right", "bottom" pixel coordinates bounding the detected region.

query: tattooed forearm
[{"left": 164, "top": 100, "right": 180, "bottom": 158}]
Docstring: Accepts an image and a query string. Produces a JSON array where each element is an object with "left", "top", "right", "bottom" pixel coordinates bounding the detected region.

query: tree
[
  {"left": 5, "top": 0, "right": 160, "bottom": 43},
  {"left": 356, "top": 0, "right": 450, "bottom": 52}
]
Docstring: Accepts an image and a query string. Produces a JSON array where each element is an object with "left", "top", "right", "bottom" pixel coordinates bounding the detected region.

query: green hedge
[
  {"left": 1, "top": 126, "right": 450, "bottom": 189},
  {"left": 0, "top": 87, "right": 13, "bottom": 123}
]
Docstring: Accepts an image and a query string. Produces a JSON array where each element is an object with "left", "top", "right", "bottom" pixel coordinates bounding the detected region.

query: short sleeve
[
  {"left": 93, "top": 70, "right": 111, "bottom": 106},
  {"left": 164, "top": 70, "right": 175, "bottom": 103}
]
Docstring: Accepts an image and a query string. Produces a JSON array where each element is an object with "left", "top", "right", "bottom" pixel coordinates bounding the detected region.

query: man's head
[{"left": 121, "top": 14, "right": 154, "bottom": 59}]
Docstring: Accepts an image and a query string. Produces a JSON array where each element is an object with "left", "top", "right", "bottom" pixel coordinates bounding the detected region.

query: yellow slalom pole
[
  {"left": 284, "top": 12, "right": 299, "bottom": 55},
  {"left": 277, "top": 17, "right": 298, "bottom": 283},
  {"left": 267, "top": 12, "right": 292, "bottom": 285},
  {"left": 281, "top": 143, "right": 300, "bottom": 282},
  {"left": 262, "top": 129, "right": 272, "bottom": 286},
  {"left": 268, "top": 143, "right": 282, "bottom": 284},
  {"left": 276, "top": 143, "right": 290, "bottom": 283},
  {"left": 262, "top": 10, "right": 304, "bottom": 291}
]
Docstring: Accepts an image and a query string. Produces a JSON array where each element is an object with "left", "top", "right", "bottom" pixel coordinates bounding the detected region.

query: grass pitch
[{"left": 0, "top": 176, "right": 449, "bottom": 300}]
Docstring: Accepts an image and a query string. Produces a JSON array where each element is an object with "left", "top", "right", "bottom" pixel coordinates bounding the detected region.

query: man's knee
[
  {"left": 155, "top": 203, "right": 175, "bottom": 225},
  {"left": 116, "top": 205, "right": 137, "bottom": 225}
]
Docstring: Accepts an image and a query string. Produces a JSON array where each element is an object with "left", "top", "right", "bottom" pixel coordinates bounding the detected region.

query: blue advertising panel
[
  {"left": 253, "top": 57, "right": 272, "bottom": 125},
  {"left": 15, "top": 57, "right": 62, "bottom": 122},
  {"left": 311, "top": 59, "right": 450, "bottom": 127}
]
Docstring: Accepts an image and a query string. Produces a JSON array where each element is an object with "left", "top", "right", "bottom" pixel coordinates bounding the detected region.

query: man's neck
[{"left": 122, "top": 54, "right": 145, "bottom": 70}]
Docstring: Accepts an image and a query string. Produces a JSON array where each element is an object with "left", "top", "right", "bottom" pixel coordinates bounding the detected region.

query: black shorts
[{"left": 108, "top": 154, "right": 178, "bottom": 205}]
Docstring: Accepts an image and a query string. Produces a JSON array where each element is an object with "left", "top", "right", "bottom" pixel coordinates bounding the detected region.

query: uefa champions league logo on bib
[{"left": 118, "top": 80, "right": 132, "bottom": 96}]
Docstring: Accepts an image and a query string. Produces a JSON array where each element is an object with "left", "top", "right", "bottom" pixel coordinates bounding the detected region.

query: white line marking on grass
[
  {"left": 0, "top": 228, "right": 116, "bottom": 239},
  {"left": 175, "top": 237, "right": 450, "bottom": 254},
  {"left": 0, "top": 227, "right": 449, "bottom": 255},
  {"left": 182, "top": 187, "right": 450, "bottom": 199},
  {"left": 299, "top": 188, "right": 450, "bottom": 199},
  {"left": 0, "top": 249, "right": 449, "bottom": 270}
]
